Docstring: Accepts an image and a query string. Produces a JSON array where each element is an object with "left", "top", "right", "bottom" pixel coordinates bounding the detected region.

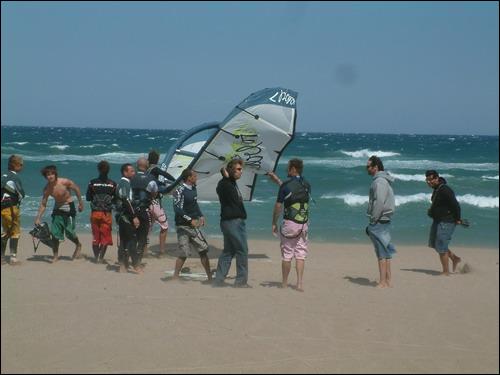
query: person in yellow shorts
[{"left": 1, "top": 155, "right": 25, "bottom": 265}]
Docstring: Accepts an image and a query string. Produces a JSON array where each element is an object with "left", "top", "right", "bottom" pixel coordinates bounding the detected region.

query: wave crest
[
  {"left": 321, "top": 193, "right": 498, "bottom": 208},
  {"left": 340, "top": 149, "right": 401, "bottom": 158}
]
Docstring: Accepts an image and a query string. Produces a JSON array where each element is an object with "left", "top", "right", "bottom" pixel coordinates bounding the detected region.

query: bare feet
[
  {"left": 119, "top": 264, "right": 127, "bottom": 273},
  {"left": 51, "top": 255, "right": 59, "bottom": 263},
  {"left": 296, "top": 285, "right": 304, "bottom": 292},
  {"left": 452, "top": 257, "right": 461, "bottom": 272},
  {"left": 281, "top": 282, "right": 288, "bottom": 289},
  {"left": 440, "top": 272, "right": 450, "bottom": 276},
  {"left": 72, "top": 243, "right": 82, "bottom": 260},
  {"left": 376, "top": 282, "right": 388, "bottom": 288},
  {"left": 131, "top": 266, "right": 144, "bottom": 275}
]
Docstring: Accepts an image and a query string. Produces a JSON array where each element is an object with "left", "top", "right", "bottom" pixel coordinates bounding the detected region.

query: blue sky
[{"left": 1, "top": 1, "right": 498, "bottom": 135}]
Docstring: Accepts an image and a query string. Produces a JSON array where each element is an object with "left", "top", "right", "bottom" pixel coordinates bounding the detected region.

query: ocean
[{"left": 1, "top": 125, "right": 498, "bottom": 248}]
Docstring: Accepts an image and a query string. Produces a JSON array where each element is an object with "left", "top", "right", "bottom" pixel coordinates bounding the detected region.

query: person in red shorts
[{"left": 86, "top": 160, "right": 117, "bottom": 263}]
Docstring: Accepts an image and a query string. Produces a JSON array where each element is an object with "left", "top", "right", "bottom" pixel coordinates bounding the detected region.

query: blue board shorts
[{"left": 428, "top": 221, "right": 456, "bottom": 254}]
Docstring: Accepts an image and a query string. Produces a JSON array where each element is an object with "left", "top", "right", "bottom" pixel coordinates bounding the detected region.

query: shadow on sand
[
  {"left": 400, "top": 268, "right": 442, "bottom": 276},
  {"left": 26, "top": 255, "right": 73, "bottom": 263},
  {"left": 343, "top": 276, "right": 378, "bottom": 287}
]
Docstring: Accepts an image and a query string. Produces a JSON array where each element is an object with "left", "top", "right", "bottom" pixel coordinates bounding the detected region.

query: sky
[{"left": 1, "top": 1, "right": 498, "bottom": 135}]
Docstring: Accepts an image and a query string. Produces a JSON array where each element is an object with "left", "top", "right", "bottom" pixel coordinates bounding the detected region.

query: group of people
[{"left": 1, "top": 152, "right": 465, "bottom": 290}]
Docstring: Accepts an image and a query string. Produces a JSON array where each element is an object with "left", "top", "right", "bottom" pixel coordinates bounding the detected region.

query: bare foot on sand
[
  {"left": 131, "top": 266, "right": 144, "bottom": 275},
  {"left": 440, "top": 272, "right": 450, "bottom": 276},
  {"left": 452, "top": 257, "right": 462, "bottom": 272},
  {"left": 296, "top": 285, "right": 304, "bottom": 292},
  {"left": 72, "top": 243, "right": 82, "bottom": 260},
  {"left": 376, "top": 282, "right": 388, "bottom": 288},
  {"left": 51, "top": 255, "right": 59, "bottom": 263}
]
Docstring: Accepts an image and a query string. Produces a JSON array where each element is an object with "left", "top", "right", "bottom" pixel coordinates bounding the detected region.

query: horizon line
[{"left": 1, "top": 124, "right": 498, "bottom": 137}]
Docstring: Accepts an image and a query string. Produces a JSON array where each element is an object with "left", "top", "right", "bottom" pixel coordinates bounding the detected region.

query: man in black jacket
[
  {"left": 425, "top": 170, "right": 463, "bottom": 275},
  {"left": 213, "top": 159, "right": 250, "bottom": 287},
  {"left": 172, "top": 168, "right": 211, "bottom": 281}
]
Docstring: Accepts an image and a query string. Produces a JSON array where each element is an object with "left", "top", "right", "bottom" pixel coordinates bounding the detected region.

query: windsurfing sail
[{"left": 160, "top": 87, "right": 298, "bottom": 201}]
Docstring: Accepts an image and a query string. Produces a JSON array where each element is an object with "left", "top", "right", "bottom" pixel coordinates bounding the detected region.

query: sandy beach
[{"left": 1, "top": 233, "right": 498, "bottom": 374}]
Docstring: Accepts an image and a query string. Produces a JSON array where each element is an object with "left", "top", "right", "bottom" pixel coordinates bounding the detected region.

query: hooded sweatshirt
[
  {"left": 428, "top": 177, "right": 461, "bottom": 222},
  {"left": 367, "top": 171, "right": 395, "bottom": 224}
]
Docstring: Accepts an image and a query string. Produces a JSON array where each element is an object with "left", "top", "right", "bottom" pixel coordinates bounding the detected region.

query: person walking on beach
[
  {"left": 172, "top": 168, "right": 212, "bottom": 281},
  {"left": 115, "top": 163, "right": 137, "bottom": 273},
  {"left": 365, "top": 156, "right": 396, "bottom": 288},
  {"left": 143, "top": 150, "right": 175, "bottom": 257},
  {"left": 425, "top": 170, "right": 463, "bottom": 275},
  {"left": 268, "top": 159, "right": 311, "bottom": 292},
  {"left": 86, "top": 160, "right": 117, "bottom": 263},
  {"left": 213, "top": 159, "right": 250, "bottom": 288},
  {"left": 129, "top": 157, "right": 158, "bottom": 273},
  {"left": 1, "top": 155, "right": 25, "bottom": 265},
  {"left": 34, "top": 165, "right": 84, "bottom": 263}
]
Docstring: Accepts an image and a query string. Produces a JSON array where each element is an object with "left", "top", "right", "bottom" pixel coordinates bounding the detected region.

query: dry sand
[{"left": 1, "top": 233, "right": 498, "bottom": 373}]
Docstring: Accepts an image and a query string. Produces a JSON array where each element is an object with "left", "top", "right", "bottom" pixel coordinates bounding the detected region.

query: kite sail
[{"left": 160, "top": 87, "right": 298, "bottom": 201}]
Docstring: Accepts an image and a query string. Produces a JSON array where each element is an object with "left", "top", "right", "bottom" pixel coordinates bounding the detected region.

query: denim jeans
[
  {"left": 366, "top": 222, "right": 396, "bottom": 260},
  {"left": 428, "top": 220, "right": 456, "bottom": 253},
  {"left": 215, "top": 219, "right": 248, "bottom": 284}
]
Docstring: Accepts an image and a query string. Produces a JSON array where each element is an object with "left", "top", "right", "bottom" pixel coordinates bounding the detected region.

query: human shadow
[
  {"left": 26, "top": 255, "right": 73, "bottom": 263},
  {"left": 147, "top": 243, "right": 223, "bottom": 260},
  {"left": 400, "top": 268, "right": 442, "bottom": 276},
  {"left": 260, "top": 281, "right": 285, "bottom": 289},
  {"left": 343, "top": 276, "right": 378, "bottom": 287}
]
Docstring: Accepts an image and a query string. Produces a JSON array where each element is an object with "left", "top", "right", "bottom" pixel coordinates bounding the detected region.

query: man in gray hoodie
[{"left": 366, "top": 156, "right": 396, "bottom": 288}]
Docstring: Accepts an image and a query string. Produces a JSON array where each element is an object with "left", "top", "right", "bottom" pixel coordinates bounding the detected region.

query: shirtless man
[{"left": 34, "top": 165, "right": 84, "bottom": 263}]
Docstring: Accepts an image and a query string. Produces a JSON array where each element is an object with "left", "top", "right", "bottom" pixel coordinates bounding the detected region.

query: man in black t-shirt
[{"left": 213, "top": 159, "right": 250, "bottom": 288}]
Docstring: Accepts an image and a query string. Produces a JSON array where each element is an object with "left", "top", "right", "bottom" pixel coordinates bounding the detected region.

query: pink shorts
[
  {"left": 280, "top": 220, "right": 308, "bottom": 261},
  {"left": 149, "top": 201, "right": 169, "bottom": 231}
]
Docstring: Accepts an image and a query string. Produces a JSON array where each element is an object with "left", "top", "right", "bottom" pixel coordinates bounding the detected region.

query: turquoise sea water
[{"left": 1, "top": 125, "right": 498, "bottom": 248}]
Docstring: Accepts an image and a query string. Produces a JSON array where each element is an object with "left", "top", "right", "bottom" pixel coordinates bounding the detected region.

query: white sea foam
[
  {"left": 482, "top": 175, "right": 499, "bottom": 181},
  {"left": 17, "top": 152, "right": 144, "bottom": 164},
  {"left": 278, "top": 157, "right": 498, "bottom": 171},
  {"left": 389, "top": 172, "right": 454, "bottom": 182},
  {"left": 80, "top": 144, "right": 106, "bottom": 148},
  {"left": 50, "top": 145, "right": 70, "bottom": 150},
  {"left": 340, "top": 149, "right": 401, "bottom": 158},
  {"left": 321, "top": 193, "right": 498, "bottom": 208},
  {"left": 457, "top": 194, "right": 499, "bottom": 208},
  {"left": 6, "top": 142, "right": 29, "bottom": 145}
]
